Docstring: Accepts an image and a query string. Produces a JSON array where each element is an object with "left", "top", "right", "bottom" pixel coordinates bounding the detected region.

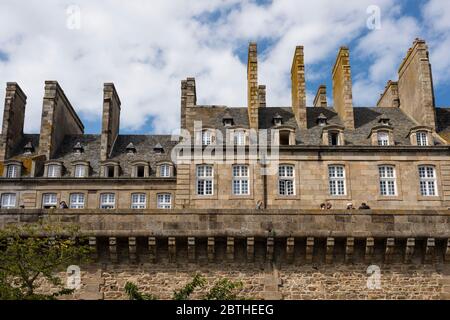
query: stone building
[{"left": 1, "top": 39, "right": 450, "bottom": 300}]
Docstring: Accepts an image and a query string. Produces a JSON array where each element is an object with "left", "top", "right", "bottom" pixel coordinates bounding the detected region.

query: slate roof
[{"left": 52, "top": 134, "right": 178, "bottom": 177}]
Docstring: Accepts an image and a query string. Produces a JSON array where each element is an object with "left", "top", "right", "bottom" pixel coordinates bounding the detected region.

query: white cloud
[{"left": 2, "top": 0, "right": 445, "bottom": 135}]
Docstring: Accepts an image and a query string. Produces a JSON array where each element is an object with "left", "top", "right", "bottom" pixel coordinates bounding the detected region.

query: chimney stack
[
  {"left": 258, "top": 85, "right": 266, "bottom": 108},
  {"left": 180, "top": 77, "right": 197, "bottom": 131},
  {"left": 247, "top": 42, "right": 259, "bottom": 130},
  {"left": 332, "top": 47, "right": 354, "bottom": 129},
  {"left": 0, "top": 83, "right": 27, "bottom": 161},
  {"left": 100, "top": 83, "right": 121, "bottom": 161},
  {"left": 38, "top": 81, "right": 84, "bottom": 159},
  {"left": 291, "top": 46, "right": 307, "bottom": 129},
  {"left": 377, "top": 81, "right": 400, "bottom": 108},
  {"left": 313, "top": 85, "right": 328, "bottom": 107},
  {"left": 397, "top": 39, "right": 436, "bottom": 130}
]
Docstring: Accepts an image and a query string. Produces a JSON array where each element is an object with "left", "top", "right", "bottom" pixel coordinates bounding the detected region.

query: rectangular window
[
  {"left": 136, "top": 166, "right": 145, "bottom": 177},
  {"left": 328, "top": 132, "right": 339, "bottom": 146},
  {"left": 1, "top": 193, "right": 16, "bottom": 209},
  {"left": 202, "top": 130, "right": 213, "bottom": 146},
  {"left": 160, "top": 164, "right": 171, "bottom": 177},
  {"left": 232, "top": 165, "right": 249, "bottom": 195},
  {"left": 328, "top": 165, "right": 346, "bottom": 196},
  {"left": 197, "top": 165, "right": 213, "bottom": 195},
  {"left": 6, "top": 165, "right": 19, "bottom": 178},
  {"left": 131, "top": 193, "right": 146, "bottom": 209},
  {"left": 106, "top": 166, "right": 115, "bottom": 178},
  {"left": 416, "top": 132, "right": 429, "bottom": 146},
  {"left": 74, "top": 165, "right": 86, "bottom": 178},
  {"left": 233, "top": 131, "right": 246, "bottom": 146},
  {"left": 69, "top": 193, "right": 85, "bottom": 209},
  {"left": 377, "top": 132, "right": 389, "bottom": 146},
  {"left": 42, "top": 193, "right": 57, "bottom": 208},
  {"left": 100, "top": 193, "right": 115, "bottom": 209},
  {"left": 379, "top": 166, "right": 397, "bottom": 196},
  {"left": 47, "top": 165, "right": 61, "bottom": 178},
  {"left": 157, "top": 193, "right": 172, "bottom": 209},
  {"left": 419, "top": 166, "right": 437, "bottom": 196},
  {"left": 278, "top": 165, "right": 295, "bottom": 196}
]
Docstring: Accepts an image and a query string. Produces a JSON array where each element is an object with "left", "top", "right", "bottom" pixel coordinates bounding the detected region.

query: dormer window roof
[
  {"left": 273, "top": 113, "right": 283, "bottom": 126},
  {"left": 378, "top": 114, "right": 390, "bottom": 126},
  {"left": 126, "top": 142, "right": 137, "bottom": 154},
  {"left": 153, "top": 143, "right": 164, "bottom": 153},
  {"left": 317, "top": 113, "right": 328, "bottom": 126},
  {"left": 222, "top": 113, "right": 234, "bottom": 126},
  {"left": 73, "top": 142, "right": 84, "bottom": 154},
  {"left": 23, "top": 141, "right": 35, "bottom": 155}
]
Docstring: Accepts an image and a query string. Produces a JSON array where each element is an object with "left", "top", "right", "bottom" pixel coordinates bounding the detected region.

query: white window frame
[
  {"left": 201, "top": 130, "right": 214, "bottom": 146},
  {"left": 1, "top": 193, "right": 16, "bottom": 209},
  {"left": 157, "top": 193, "right": 172, "bottom": 209},
  {"left": 328, "top": 131, "right": 340, "bottom": 146},
  {"left": 419, "top": 166, "right": 438, "bottom": 196},
  {"left": 69, "top": 193, "right": 85, "bottom": 209},
  {"left": 196, "top": 165, "right": 214, "bottom": 195},
  {"left": 232, "top": 165, "right": 249, "bottom": 195},
  {"left": 379, "top": 166, "right": 397, "bottom": 196},
  {"left": 377, "top": 131, "right": 390, "bottom": 146},
  {"left": 278, "top": 165, "right": 295, "bottom": 196},
  {"left": 131, "top": 193, "right": 146, "bottom": 209},
  {"left": 100, "top": 193, "right": 115, "bottom": 209},
  {"left": 328, "top": 165, "right": 346, "bottom": 196},
  {"left": 47, "top": 164, "right": 61, "bottom": 178},
  {"left": 160, "top": 164, "right": 171, "bottom": 177},
  {"left": 74, "top": 165, "right": 86, "bottom": 178},
  {"left": 416, "top": 131, "right": 429, "bottom": 146},
  {"left": 233, "top": 130, "right": 246, "bottom": 146},
  {"left": 6, "top": 165, "right": 20, "bottom": 178},
  {"left": 42, "top": 193, "right": 57, "bottom": 208}
]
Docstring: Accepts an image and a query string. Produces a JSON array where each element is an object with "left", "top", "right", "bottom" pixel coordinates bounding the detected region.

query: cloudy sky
[{"left": 0, "top": 0, "right": 449, "bottom": 134}]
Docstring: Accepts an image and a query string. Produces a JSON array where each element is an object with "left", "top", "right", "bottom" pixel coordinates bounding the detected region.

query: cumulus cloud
[{"left": 0, "top": 0, "right": 447, "bottom": 134}]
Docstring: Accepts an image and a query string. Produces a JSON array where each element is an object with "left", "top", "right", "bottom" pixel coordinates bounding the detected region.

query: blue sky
[{"left": 0, "top": 0, "right": 449, "bottom": 134}]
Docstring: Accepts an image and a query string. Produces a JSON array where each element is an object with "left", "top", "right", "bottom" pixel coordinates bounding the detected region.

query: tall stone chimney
[
  {"left": 180, "top": 77, "right": 197, "bottom": 132},
  {"left": 332, "top": 47, "right": 354, "bottom": 129},
  {"left": 313, "top": 85, "right": 328, "bottom": 107},
  {"left": 258, "top": 85, "right": 266, "bottom": 108},
  {"left": 377, "top": 81, "right": 399, "bottom": 108},
  {"left": 247, "top": 42, "right": 259, "bottom": 130},
  {"left": 0, "top": 83, "right": 27, "bottom": 161},
  {"left": 291, "top": 46, "right": 307, "bottom": 129},
  {"left": 397, "top": 39, "right": 436, "bottom": 130},
  {"left": 39, "top": 81, "right": 84, "bottom": 159},
  {"left": 100, "top": 83, "right": 121, "bottom": 161}
]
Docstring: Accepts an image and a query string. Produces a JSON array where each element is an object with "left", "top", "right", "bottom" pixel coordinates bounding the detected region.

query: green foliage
[
  {"left": 125, "top": 282, "right": 157, "bottom": 300},
  {"left": 173, "top": 273, "right": 206, "bottom": 300},
  {"left": 0, "top": 221, "right": 91, "bottom": 300},
  {"left": 125, "top": 274, "right": 245, "bottom": 301},
  {"left": 204, "top": 278, "right": 243, "bottom": 300}
]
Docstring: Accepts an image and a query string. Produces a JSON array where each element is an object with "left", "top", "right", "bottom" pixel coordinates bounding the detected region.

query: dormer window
[
  {"left": 416, "top": 131, "right": 428, "bottom": 146},
  {"left": 45, "top": 162, "right": 63, "bottom": 178},
  {"left": 23, "top": 141, "right": 35, "bottom": 155},
  {"left": 279, "top": 130, "right": 290, "bottom": 145},
  {"left": 317, "top": 113, "right": 328, "bottom": 127},
  {"left": 322, "top": 125, "right": 345, "bottom": 146},
  {"left": 159, "top": 163, "right": 172, "bottom": 177},
  {"left": 47, "top": 165, "right": 61, "bottom": 178},
  {"left": 126, "top": 142, "right": 137, "bottom": 155},
  {"left": 153, "top": 143, "right": 164, "bottom": 154},
  {"left": 5, "top": 163, "right": 21, "bottom": 178},
  {"left": 222, "top": 113, "right": 234, "bottom": 127},
  {"left": 328, "top": 131, "right": 340, "bottom": 146},
  {"left": 233, "top": 130, "right": 246, "bottom": 146},
  {"left": 377, "top": 131, "right": 390, "bottom": 146},
  {"left": 201, "top": 130, "right": 215, "bottom": 146},
  {"left": 74, "top": 165, "right": 86, "bottom": 178},
  {"left": 101, "top": 161, "right": 120, "bottom": 178},
  {"left": 273, "top": 113, "right": 283, "bottom": 126},
  {"left": 73, "top": 142, "right": 84, "bottom": 154}
]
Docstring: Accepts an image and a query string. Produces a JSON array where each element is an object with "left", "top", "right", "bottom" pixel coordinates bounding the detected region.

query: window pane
[{"left": 1, "top": 193, "right": 16, "bottom": 208}]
